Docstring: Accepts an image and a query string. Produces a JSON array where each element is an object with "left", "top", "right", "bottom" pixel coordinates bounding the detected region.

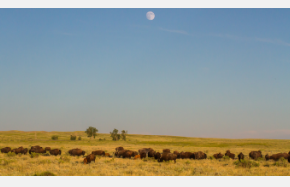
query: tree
[
  {"left": 121, "top": 130, "right": 128, "bottom": 141},
  {"left": 110, "top": 129, "right": 120, "bottom": 141},
  {"left": 85, "top": 127, "right": 98, "bottom": 139}
]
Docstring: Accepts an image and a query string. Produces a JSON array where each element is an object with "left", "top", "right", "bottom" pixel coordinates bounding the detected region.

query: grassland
[{"left": 0, "top": 131, "right": 290, "bottom": 176}]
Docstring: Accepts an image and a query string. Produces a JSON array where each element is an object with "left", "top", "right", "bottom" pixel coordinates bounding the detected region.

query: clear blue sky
[{"left": 0, "top": 9, "right": 289, "bottom": 139}]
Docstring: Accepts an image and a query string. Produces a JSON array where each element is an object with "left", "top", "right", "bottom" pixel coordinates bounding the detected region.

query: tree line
[{"left": 85, "top": 127, "right": 127, "bottom": 141}]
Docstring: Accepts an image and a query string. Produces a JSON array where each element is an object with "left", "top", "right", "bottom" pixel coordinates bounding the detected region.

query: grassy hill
[{"left": 0, "top": 131, "right": 289, "bottom": 176}]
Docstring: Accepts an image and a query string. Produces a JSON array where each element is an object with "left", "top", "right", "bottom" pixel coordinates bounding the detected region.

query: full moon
[{"left": 146, "top": 11, "right": 155, "bottom": 20}]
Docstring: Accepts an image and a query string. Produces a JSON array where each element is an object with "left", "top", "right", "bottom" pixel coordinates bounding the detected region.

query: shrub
[
  {"left": 223, "top": 156, "right": 230, "bottom": 160},
  {"left": 30, "top": 152, "right": 40, "bottom": 158},
  {"left": 6, "top": 152, "right": 16, "bottom": 157},
  {"left": 78, "top": 136, "right": 81, "bottom": 140},
  {"left": 51, "top": 135, "right": 58, "bottom": 140},
  {"left": 234, "top": 159, "right": 260, "bottom": 168},
  {"left": 59, "top": 155, "right": 70, "bottom": 163},
  {"left": 85, "top": 127, "right": 98, "bottom": 139},
  {"left": 208, "top": 156, "right": 214, "bottom": 160},
  {"left": 34, "top": 171, "right": 56, "bottom": 176},
  {"left": 70, "top": 135, "right": 76, "bottom": 140},
  {"left": 273, "top": 157, "right": 288, "bottom": 167},
  {"left": 185, "top": 161, "right": 191, "bottom": 165}
]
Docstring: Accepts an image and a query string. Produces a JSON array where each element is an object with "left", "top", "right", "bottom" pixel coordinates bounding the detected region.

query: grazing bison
[
  {"left": 194, "top": 151, "right": 207, "bottom": 160},
  {"left": 163, "top": 149, "right": 170, "bottom": 153},
  {"left": 104, "top": 153, "right": 111, "bottom": 157},
  {"left": 238, "top": 152, "right": 244, "bottom": 161},
  {"left": 138, "top": 148, "right": 154, "bottom": 154},
  {"left": 115, "top": 147, "right": 124, "bottom": 152},
  {"left": 180, "top": 152, "right": 194, "bottom": 159},
  {"left": 225, "top": 150, "right": 235, "bottom": 159},
  {"left": 50, "top": 149, "right": 61, "bottom": 156},
  {"left": 265, "top": 153, "right": 289, "bottom": 161},
  {"left": 249, "top": 151, "right": 263, "bottom": 160},
  {"left": 140, "top": 152, "right": 147, "bottom": 159},
  {"left": 134, "top": 155, "right": 141, "bottom": 160},
  {"left": 11, "top": 147, "right": 24, "bottom": 154},
  {"left": 22, "top": 148, "right": 28, "bottom": 155},
  {"left": 29, "top": 146, "right": 43, "bottom": 154},
  {"left": 173, "top": 151, "right": 180, "bottom": 158},
  {"left": 148, "top": 150, "right": 156, "bottom": 157},
  {"left": 45, "top": 147, "right": 51, "bottom": 152},
  {"left": 84, "top": 154, "right": 96, "bottom": 164},
  {"left": 213, "top": 153, "right": 224, "bottom": 159},
  {"left": 92, "top": 150, "right": 105, "bottom": 156},
  {"left": 69, "top": 149, "right": 85, "bottom": 156},
  {"left": 158, "top": 153, "right": 177, "bottom": 163},
  {"left": 123, "top": 150, "right": 138, "bottom": 159},
  {"left": 1, "top": 147, "right": 12, "bottom": 153},
  {"left": 154, "top": 152, "right": 161, "bottom": 160}
]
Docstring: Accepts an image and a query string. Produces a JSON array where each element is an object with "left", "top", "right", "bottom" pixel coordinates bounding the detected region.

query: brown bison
[
  {"left": 11, "top": 147, "right": 24, "bottom": 154},
  {"left": 115, "top": 147, "right": 124, "bottom": 152},
  {"left": 45, "top": 147, "right": 51, "bottom": 152},
  {"left": 180, "top": 152, "right": 194, "bottom": 159},
  {"left": 140, "top": 152, "right": 147, "bottom": 159},
  {"left": 1, "top": 147, "right": 12, "bottom": 153},
  {"left": 104, "top": 153, "right": 111, "bottom": 157},
  {"left": 138, "top": 148, "right": 154, "bottom": 154},
  {"left": 213, "top": 153, "right": 224, "bottom": 159},
  {"left": 163, "top": 149, "right": 170, "bottom": 153},
  {"left": 92, "top": 150, "right": 105, "bottom": 156},
  {"left": 134, "top": 155, "right": 141, "bottom": 160},
  {"left": 154, "top": 152, "right": 161, "bottom": 159},
  {"left": 22, "top": 148, "right": 28, "bottom": 155},
  {"left": 29, "top": 146, "right": 43, "bottom": 154},
  {"left": 249, "top": 151, "right": 262, "bottom": 160},
  {"left": 50, "top": 149, "right": 61, "bottom": 156},
  {"left": 194, "top": 151, "right": 207, "bottom": 160},
  {"left": 69, "top": 148, "right": 85, "bottom": 156},
  {"left": 148, "top": 150, "right": 156, "bottom": 157},
  {"left": 238, "top": 152, "right": 244, "bottom": 161},
  {"left": 84, "top": 154, "right": 96, "bottom": 164},
  {"left": 265, "top": 153, "right": 289, "bottom": 161},
  {"left": 123, "top": 150, "right": 138, "bottom": 159},
  {"left": 225, "top": 150, "right": 235, "bottom": 159},
  {"left": 158, "top": 153, "right": 177, "bottom": 163}
]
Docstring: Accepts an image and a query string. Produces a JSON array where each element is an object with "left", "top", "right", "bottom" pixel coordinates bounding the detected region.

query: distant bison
[
  {"left": 22, "top": 148, "right": 28, "bottom": 155},
  {"left": 29, "top": 146, "right": 44, "bottom": 154},
  {"left": 138, "top": 148, "right": 154, "bottom": 154},
  {"left": 140, "top": 152, "right": 147, "bottom": 159},
  {"left": 1, "top": 147, "right": 12, "bottom": 153},
  {"left": 265, "top": 153, "right": 289, "bottom": 161},
  {"left": 148, "top": 150, "right": 156, "bottom": 157},
  {"left": 180, "top": 152, "right": 194, "bottom": 159},
  {"left": 11, "top": 147, "right": 24, "bottom": 154},
  {"left": 173, "top": 151, "right": 180, "bottom": 158},
  {"left": 115, "top": 147, "right": 124, "bottom": 152},
  {"left": 69, "top": 149, "right": 85, "bottom": 156},
  {"left": 249, "top": 151, "right": 262, "bottom": 160},
  {"left": 225, "top": 150, "right": 235, "bottom": 159},
  {"left": 104, "top": 153, "right": 111, "bottom": 157},
  {"left": 194, "top": 151, "right": 207, "bottom": 160},
  {"left": 134, "top": 155, "right": 141, "bottom": 160},
  {"left": 213, "top": 153, "right": 223, "bottom": 159},
  {"left": 123, "top": 150, "right": 138, "bottom": 159},
  {"left": 84, "top": 154, "right": 96, "bottom": 164},
  {"left": 238, "top": 152, "right": 244, "bottom": 161},
  {"left": 50, "top": 149, "right": 61, "bottom": 156},
  {"left": 158, "top": 153, "right": 177, "bottom": 163},
  {"left": 92, "top": 150, "right": 105, "bottom": 156},
  {"left": 154, "top": 152, "right": 161, "bottom": 160},
  {"left": 45, "top": 147, "right": 51, "bottom": 152},
  {"left": 163, "top": 149, "right": 170, "bottom": 153}
]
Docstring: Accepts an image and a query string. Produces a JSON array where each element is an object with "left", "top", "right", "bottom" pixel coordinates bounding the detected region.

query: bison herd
[{"left": 1, "top": 146, "right": 290, "bottom": 165}]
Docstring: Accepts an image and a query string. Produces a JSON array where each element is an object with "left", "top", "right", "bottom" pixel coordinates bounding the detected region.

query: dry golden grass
[{"left": 0, "top": 131, "right": 290, "bottom": 176}]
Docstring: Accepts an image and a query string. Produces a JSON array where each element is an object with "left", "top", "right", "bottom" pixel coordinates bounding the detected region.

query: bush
[
  {"left": 34, "top": 171, "right": 56, "bottom": 176},
  {"left": 234, "top": 159, "right": 260, "bottom": 168},
  {"left": 208, "top": 156, "right": 214, "bottom": 160},
  {"left": 273, "top": 157, "right": 288, "bottom": 167},
  {"left": 223, "top": 156, "right": 230, "bottom": 160},
  {"left": 51, "top": 135, "right": 58, "bottom": 140},
  {"left": 70, "top": 135, "right": 76, "bottom": 140},
  {"left": 59, "top": 155, "right": 70, "bottom": 163},
  {"left": 78, "top": 136, "right": 81, "bottom": 140},
  {"left": 6, "top": 152, "right": 16, "bottom": 157},
  {"left": 30, "top": 152, "right": 40, "bottom": 158}
]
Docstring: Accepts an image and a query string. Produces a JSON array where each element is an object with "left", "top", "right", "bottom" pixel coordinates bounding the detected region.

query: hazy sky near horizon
[{"left": 0, "top": 9, "right": 289, "bottom": 139}]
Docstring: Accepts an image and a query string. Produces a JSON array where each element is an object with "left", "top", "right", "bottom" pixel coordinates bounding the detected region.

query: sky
[{"left": 0, "top": 9, "right": 289, "bottom": 139}]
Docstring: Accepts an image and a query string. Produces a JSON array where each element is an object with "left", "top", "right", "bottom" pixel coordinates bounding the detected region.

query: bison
[
  {"left": 173, "top": 151, "right": 180, "bottom": 157},
  {"left": 138, "top": 148, "right": 154, "bottom": 154},
  {"left": 134, "top": 155, "right": 141, "bottom": 160},
  {"left": 249, "top": 151, "right": 262, "bottom": 160},
  {"left": 158, "top": 153, "right": 177, "bottom": 163},
  {"left": 140, "top": 152, "right": 147, "bottom": 159},
  {"left": 84, "top": 154, "right": 96, "bottom": 164},
  {"left": 225, "top": 150, "right": 235, "bottom": 159},
  {"left": 238, "top": 152, "right": 244, "bottom": 161},
  {"left": 29, "top": 146, "right": 43, "bottom": 154},
  {"left": 194, "top": 151, "right": 207, "bottom": 160},
  {"left": 180, "top": 152, "right": 194, "bottom": 159},
  {"left": 69, "top": 148, "right": 85, "bottom": 156},
  {"left": 265, "top": 153, "right": 289, "bottom": 161},
  {"left": 45, "top": 147, "right": 51, "bottom": 152},
  {"left": 1, "top": 147, "right": 12, "bottom": 153},
  {"left": 154, "top": 152, "right": 161, "bottom": 160},
  {"left": 11, "top": 147, "right": 24, "bottom": 154},
  {"left": 104, "top": 153, "right": 111, "bottom": 157},
  {"left": 213, "top": 153, "right": 224, "bottom": 159},
  {"left": 92, "top": 150, "right": 105, "bottom": 156},
  {"left": 115, "top": 147, "right": 124, "bottom": 152},
  {"left": 123, "top": 150, "right": 138, "bottom": 159},
  {"left": 22, "top": 148, "right": 28, "bottom": 155},
  {"left": 163, "top": 149, "right": 170, "bottom": 153},
  {"left": 50, "top": 149, "right": 61, "bottom": 156},
  {"left": 148, "top": 150, "right": 156, "bottom": 157}
]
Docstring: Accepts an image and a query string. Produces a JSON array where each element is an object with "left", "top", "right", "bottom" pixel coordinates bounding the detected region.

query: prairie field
[{"left": 0, "top": 131, "right": 290, "bottom": 176}]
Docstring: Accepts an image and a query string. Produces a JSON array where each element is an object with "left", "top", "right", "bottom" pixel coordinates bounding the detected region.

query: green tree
[
  {"left": 85, "top": 126, "right": 98, "bottom": 139},
  {"left": 121, "top": 130, "right": 128, "bottom": 141},
  {"left": 110, "top": 129, "right": 120, "bottom": 141}
]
